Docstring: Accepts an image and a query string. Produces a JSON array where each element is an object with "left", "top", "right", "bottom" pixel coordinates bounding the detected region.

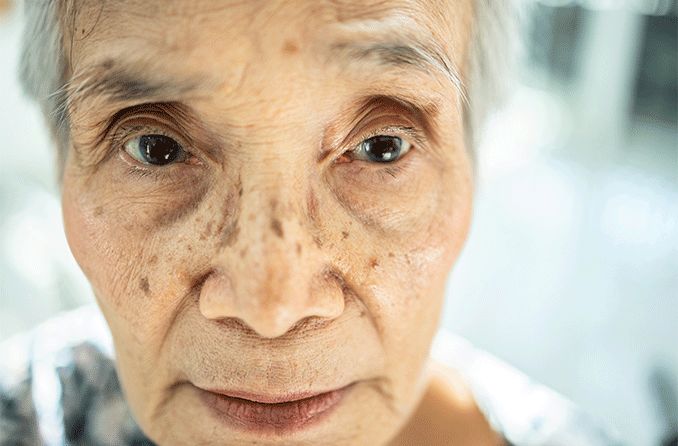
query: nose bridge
[
  {"left": 240, "top": 166, "right": 306, "bottom": 259},
  {"left": 238, "top": 177, "right": 309, "bottom": 294},
  {"left": 199, "top": 167, "right": 344, "bottom": 338}
]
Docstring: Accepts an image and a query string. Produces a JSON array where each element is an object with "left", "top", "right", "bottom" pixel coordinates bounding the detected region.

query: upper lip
[{"left": 202, "top": 384, "right": 352, "bottom": 404}]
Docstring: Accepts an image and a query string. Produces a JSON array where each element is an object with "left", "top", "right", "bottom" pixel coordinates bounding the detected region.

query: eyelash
[
  {"left": 111, "top": 123, "right": 197, "bottom": 180},
  {"left": 112, "top": 119, "right": 424, "bottom": 181}
]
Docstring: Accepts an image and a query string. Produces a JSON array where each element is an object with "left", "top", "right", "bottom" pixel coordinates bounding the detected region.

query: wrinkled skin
[{"left": 60, "top": 1, "right": 500, "bottom": 444}]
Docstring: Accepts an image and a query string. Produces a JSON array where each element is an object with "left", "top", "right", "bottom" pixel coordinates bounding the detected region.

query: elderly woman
[{"left": 0, "top": 1, "right": 619, "bottom": 445}]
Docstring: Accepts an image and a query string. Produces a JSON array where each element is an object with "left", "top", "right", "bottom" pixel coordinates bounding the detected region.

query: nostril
[{"left": 286, "top": 315, "right": 335, "bottom": 337}]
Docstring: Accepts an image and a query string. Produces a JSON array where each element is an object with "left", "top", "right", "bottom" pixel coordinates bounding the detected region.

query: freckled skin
[
  {"left": 60, "top": 1, "right": 502, "bottom": 446},
  {"left": 282, "top": 39, "right": 300, "bottom": 55},
  {"left": 139, "top": 276, "right": 150, "bottom": 295},
  {"left": 271, "top": 218, "right": 284, "bottom": 238}
]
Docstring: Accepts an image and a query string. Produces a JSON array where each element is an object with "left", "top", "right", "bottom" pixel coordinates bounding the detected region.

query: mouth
[{"left": 197, "top": 382, "right": 356, "bottom": 434}]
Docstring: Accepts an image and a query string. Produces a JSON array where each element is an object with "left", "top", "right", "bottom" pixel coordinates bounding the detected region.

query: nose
[{"left": 198, "top": 186, "right": 345, "bottom": 339}]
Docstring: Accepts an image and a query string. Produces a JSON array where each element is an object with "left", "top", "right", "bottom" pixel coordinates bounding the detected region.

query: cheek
[
  {"left": 328, "top": 153, "right": 448, "bottom": 237},
  {"left": 60, "top": 162, "right": 217, "bottom": 338},
  {"left": 349, "top": 153, "right": 473, "bottom": 384}
]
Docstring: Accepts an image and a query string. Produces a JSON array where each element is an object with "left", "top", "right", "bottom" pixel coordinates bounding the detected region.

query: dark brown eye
[
  {"left": 358, "top": 135, "right": 411, "bottom": 163},
  {"left": 124, "top": 134, "right": 186, "bottom": 166}
]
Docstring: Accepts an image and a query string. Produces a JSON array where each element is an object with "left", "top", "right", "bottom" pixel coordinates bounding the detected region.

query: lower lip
[{"left": 199, "top": 384, "right": 354, "bottom": 434}]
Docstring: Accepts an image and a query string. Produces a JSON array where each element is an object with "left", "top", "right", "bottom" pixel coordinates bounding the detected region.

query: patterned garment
[{"left": 0, "top": 305, "right": 623, "bottom": 446}]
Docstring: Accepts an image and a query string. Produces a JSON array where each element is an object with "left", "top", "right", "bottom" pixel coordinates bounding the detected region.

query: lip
[{"left": 198, "top": 382, "right": 355, "bottom": 434}]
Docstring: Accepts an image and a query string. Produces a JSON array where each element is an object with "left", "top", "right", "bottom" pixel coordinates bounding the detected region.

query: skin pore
[{"left": 59, "top": 0, "right": 504, "bottom": 444}]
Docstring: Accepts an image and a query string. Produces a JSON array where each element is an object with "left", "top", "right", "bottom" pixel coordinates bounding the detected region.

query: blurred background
[{"left": 0, "top": 0, "right": 676, "bottom": 444}]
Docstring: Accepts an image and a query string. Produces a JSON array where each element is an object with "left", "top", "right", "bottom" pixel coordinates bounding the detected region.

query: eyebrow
[
  {"left": 61, "top": 37, "right": 463, "bottom": 116},
  {"left": 328, "top": 40, "right": 465, "bottom": 101},
  {"left": 61, "top": 62, "right": 209, "bottom": 110}
]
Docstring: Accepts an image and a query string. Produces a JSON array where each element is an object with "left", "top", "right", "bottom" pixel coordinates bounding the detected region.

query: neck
[{"left": 388, "top": 360, "right": 505, "bottom": 446}]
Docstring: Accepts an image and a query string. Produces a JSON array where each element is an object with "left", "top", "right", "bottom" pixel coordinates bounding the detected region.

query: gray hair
[{"left": 19, "top": 1, "right": 521, "bottom": 181}]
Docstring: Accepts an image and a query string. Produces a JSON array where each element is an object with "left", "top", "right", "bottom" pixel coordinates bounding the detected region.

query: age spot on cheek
[
  {"left": 282, "top": 39, "right": 299, "bottom": 54},
  {"left": 139, "top": 276, "right": 150, "bottom": 295},
  {"left": 220, "top": 191, "right": 242, "bottom": 248},
  {"left": 271, "top": 218, "right": 284, "bottom": 238}
]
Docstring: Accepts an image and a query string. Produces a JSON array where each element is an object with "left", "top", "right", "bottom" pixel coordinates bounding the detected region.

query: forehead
[
  {"left": 67, "top": 0, "right": 472, "bottom": 68},
  {"left": 63, "top": 0, "right": 473, "bottom": 128}
]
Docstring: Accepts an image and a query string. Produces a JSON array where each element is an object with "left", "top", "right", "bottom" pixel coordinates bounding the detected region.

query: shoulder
[
  {"left": 0, "top": 305, "right": 151, "bottom": 445},
  {"left": 430, "top": 329, "right": 624, "bottom": 446}
]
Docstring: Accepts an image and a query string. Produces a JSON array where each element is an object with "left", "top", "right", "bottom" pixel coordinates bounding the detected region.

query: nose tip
[
  {"left": 245, "top": 299, "right": 343, "bottom": 339},
  {"left": 198, "top": 267, "right": 346, "bottom": 339}
]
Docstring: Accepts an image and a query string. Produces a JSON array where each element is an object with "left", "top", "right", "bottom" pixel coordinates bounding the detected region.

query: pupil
[
  {"left": 364, "top": 136, "right": 401, "bottom": 163},
  {"left": 139, "top": 135, "right": 180, "bottom": 165}
]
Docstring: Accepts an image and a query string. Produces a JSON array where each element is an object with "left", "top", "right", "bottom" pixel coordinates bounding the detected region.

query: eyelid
[
  {"left": 354, "top": 124, "right": 424, "bottom": 147},
  {"left": 339, "top": 123, "right": 424, "bottom": 164},
  {"left": 110, "top": 119, "right": 197, "bottom": 164},
  {"left": 102, "top": 102, "right": 198, "bottom": 156}
]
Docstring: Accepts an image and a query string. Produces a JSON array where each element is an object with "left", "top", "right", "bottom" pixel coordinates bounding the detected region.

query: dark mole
[
  {"left": 139, "top": 277, "right": 150, "bottom": 295},
  {"left": 238, "top": 185, "right": 243, "bottom": 197},
  {"left": 369, "top": 257, "right": 379, "bottom": 269},
  {"left": 388, "top": 252, "right": 394, "bottom": 258},
  {"left": 271, "top": 218, "right": 284, "bottom": 238},
  {"left": 93, "top": 206, "right": 103, "bottom": 216},
  {"left": 341, "top": 231, "right": 349, "bottom": 240},
  {"left": 149, "top": 255, "right": 158, "bottom": 265},
  {"left": 282, "top": 39, "right": 299, "bottom": 54}
]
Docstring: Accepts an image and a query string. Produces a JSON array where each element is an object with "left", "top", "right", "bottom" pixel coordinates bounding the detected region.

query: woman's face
[{"left": 60, "top": 1, "right": 474, "bottom": 444}]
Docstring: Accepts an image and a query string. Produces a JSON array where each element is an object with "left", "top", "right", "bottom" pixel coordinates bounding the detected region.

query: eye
[
  {"left": 354, "top": 135, "right": 412, "bottom": 163},
  {"left": 123, "top": 134, "right": 187, "bottom": 166}
]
